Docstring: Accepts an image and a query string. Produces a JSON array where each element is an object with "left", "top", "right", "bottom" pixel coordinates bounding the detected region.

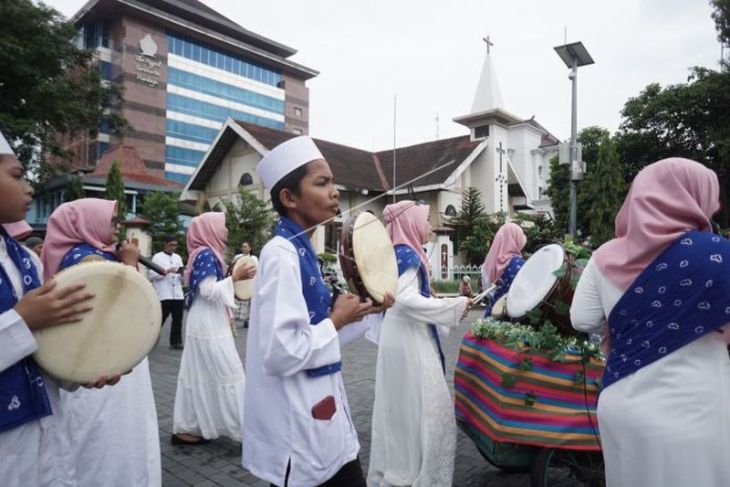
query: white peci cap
[
  {"left": 0, "top": 130, "right": 14, "bottom": 155},
  {"left": 255, "top": 136, "right": 324, "bottom": 190}
]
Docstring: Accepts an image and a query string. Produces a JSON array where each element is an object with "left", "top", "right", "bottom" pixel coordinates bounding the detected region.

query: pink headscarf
[
  {"left": 482, "top": 222, "right": 527, "bottom": 284},
  {"left": 593, "top": 158, "right": 720, "bottom": 290},
  {"left": 41, "top": 199, "right": 118, "bottom": 279},
  {"left": 185, "top": 212, "right": 227, "bottom": 286},
  {"left": 3, "top": 220, "right": 33, "bottom": 240},
  {"left": 383, "top": 201, "right": 430, "bottom": 272}
]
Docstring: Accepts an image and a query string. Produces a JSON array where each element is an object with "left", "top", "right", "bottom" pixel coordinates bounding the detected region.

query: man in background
[{"left": 150, "top": 236, "right": 185, "bottom": 349}]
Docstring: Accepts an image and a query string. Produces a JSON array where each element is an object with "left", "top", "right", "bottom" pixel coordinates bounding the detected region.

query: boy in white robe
[
  {"left": 0, "top": 131, "right": 107, "bottom": 486},
  {"left": 242, "top": 136, "right": 393, "bottom": 487}
]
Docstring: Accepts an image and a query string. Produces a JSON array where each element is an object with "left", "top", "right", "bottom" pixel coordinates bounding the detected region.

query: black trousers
[
  {"left": 160, "top": 299, "right": 184, "bottom": 346},
  {"left": 271, "top": 458, "right": 366, "bottom": 487}
]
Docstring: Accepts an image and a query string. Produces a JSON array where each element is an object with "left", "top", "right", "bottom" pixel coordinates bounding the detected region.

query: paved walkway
[{"left": 149, "top": 310, "right": 531, "bottom": 486}]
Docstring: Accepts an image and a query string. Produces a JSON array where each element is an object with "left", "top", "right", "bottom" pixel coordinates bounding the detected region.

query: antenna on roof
[{"left": 435, "top": 112, "right": 440, "bottom": 140}]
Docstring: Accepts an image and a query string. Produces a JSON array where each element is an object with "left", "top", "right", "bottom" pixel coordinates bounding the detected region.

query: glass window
[
  {"left": 184, "top": 39, "right": 192, "bottom": 58},
  {"left": 193, "top": 44, "right": 201, "bottom": 62}
]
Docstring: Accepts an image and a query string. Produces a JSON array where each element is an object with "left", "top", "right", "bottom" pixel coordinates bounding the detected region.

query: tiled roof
[
  {"left": 93, "top": 145, "right": 183, "bottom": 189},
  {"left": 375, "top": 136, "right": 480, "bottom": 189},
  {"left": 237, "top": 123, "right": 386, "bottom": 191},
  {"left": 231, "top": 123, "right": 482, "bottom": 193}
]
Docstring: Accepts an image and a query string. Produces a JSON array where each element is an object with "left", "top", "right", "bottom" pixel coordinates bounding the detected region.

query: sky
[{"left": 50, "top": 0, "right": 723, "bottom": 152}]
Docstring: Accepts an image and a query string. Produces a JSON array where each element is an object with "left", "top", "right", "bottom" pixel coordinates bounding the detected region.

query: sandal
[{"left": 170, "top": 433, "right": 209, "bottom": 446}]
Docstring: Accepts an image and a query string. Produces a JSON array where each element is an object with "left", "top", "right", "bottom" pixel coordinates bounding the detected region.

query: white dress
[
  {"left": 368, "top": 267, "right": 468, "bottom": 487},
  {"left": 173, "top": 276, "right": 245, "bottom": 441},
  {"left": 571, "top": 257, "right": 730, "bottom": 487},
  {"left": 60, "top": 359, "right": 161, "bottom": 486},
  {"left": 0, "top": 239, "right": 77, "bottom": 487}
]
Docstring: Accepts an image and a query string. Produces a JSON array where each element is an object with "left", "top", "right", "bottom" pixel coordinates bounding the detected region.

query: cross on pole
[
  {"left": 483, "top": 35, "right": 494, "bottom": 55},
  {"left": 496, "top": 142, "right": 507, "bottom": 214}
]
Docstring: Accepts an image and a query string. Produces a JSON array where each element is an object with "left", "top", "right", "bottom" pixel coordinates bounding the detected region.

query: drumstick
[
  {"left": 471, "top": 284, "right": 498, "bottom": 305},
  {"left": 115, "top": 244, "right": 167, "bottom": 275}
]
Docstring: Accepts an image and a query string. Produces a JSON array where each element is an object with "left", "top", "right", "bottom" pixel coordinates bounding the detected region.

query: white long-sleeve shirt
[
  {"left": 149, "top": 251, "right": 184, "bottom": 300},
  {"left": 242, "top": 236, "right": 378, "bottom": 487},
  {"left": 0, "top": 236, "right": 76, "bottom": 486}
]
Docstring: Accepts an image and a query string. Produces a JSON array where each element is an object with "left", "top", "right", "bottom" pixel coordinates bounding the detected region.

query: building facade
[
  {"left": 178, "top": 45, "right": 560, "bottom": 280},
  {"left": 66, "top": 0, "right": 317, "bottom": 184}
]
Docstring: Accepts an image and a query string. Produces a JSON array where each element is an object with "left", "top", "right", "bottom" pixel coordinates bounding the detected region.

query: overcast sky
[{"left": 51, "top": 0, "right": 723, "bottom": 151}]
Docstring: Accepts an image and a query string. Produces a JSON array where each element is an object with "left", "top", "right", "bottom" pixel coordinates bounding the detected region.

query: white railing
[{"left": 440, "top": 264, "right": 482, "bottom": 282}]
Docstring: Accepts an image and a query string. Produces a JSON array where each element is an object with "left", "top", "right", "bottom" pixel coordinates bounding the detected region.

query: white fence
[{"left": 439, "top": 264, "right": 482, "bottom": 283}]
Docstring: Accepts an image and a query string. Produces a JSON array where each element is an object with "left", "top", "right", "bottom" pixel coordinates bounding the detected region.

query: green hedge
[{"left": 431, "top": 280, "right": 461, "bottom": 293}]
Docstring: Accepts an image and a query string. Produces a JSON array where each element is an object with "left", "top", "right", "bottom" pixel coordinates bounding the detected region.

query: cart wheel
[{"left": 530, "top": 448, "right": 605, "bottom": 487}]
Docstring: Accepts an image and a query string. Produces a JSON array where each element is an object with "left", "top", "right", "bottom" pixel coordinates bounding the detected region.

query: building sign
[{"left": 135, "top": 34, "right": 162, "bottom": 87}]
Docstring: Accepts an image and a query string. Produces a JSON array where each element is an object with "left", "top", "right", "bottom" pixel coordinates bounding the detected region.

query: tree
[
  {"left": 450, "top": 186, "right": 486, "bottom": 249},
  {"left": 712, "top": 0, "right": 730, "bottom": 46},
  {"left": 140, "top": 191, "right": 183, "bottom": 254},
  {"left": 513, "top": 213, "right": 560, "bottom": 254},
  {"left": 64, "top": 175, "right": 86, "bottom": 201},
  {"left": 223, "top": 187, "right": 275, "bottom": 260},
  {"left": 105, "top": 161, "right": 126, "bottom": 233},
  {"left": 576, "top": 126, "right": 611, "bottom": 234},
  {"left": 614, "top": 68, "right": 730, "bottom": 224},
  {"left": 587, "top": 136, "right": 627, "bottom": 247},
  {"left": 545, "top": 155, "right": 569, "bottom": 236},
  {"left": 0, "top": 0, "right": 123, "bottom": 175},
  {"left": 460, "top": 218, "right": 497, "bottom": 266}
]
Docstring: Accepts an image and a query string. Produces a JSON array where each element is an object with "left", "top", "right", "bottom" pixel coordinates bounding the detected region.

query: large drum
[
  {"left": 339, "top": 212, "right": 398, "bottom": 304},
  {"left": 232, "top": 256, "right": 257, "bottom": 300},
  {"left": 506, "top": 244, "right": 584, "bottom": 336},
  {"left": 33, "top": 261, "right": 161, "bottom": 383}
]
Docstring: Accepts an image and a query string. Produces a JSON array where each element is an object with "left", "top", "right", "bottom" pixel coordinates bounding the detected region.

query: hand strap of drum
[
  {"left": 0, "top": 229, "right": 52, "bottom": 434},
  {"left": 395, "top": 245, "right": 446, "bottom": 374}
]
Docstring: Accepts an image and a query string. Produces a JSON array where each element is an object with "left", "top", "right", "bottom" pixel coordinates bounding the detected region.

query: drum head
[
  {"left": 351, "top": 212, "right": 398, "bottom": 303},
  {"left": 33, "top": 261, "right": 161, "bottom": 383},
  {"left": 506, "top": 244, "right": 565, "bottom": 318},
  {"left": 491, "top": 295, "right": 508, "bottom": 318},
  {"left": 233, "top": 256, "right": 257, "bottom": 300}
]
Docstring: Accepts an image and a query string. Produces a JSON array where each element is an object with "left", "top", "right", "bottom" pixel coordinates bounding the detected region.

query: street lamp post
[{"left": 554, "top": 41, "right": 594, "bottom": 239}]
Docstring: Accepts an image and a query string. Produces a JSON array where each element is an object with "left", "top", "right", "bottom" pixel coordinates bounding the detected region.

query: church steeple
[
  {"left": 471, "top": 35, "right": 504, "bottom": 113},
  {"left": 454, "top": 36, "right": 521, "bottom": 135}
]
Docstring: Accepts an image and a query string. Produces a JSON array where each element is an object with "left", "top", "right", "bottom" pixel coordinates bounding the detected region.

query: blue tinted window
[
  {"left": 100, "top": 61, "right": 112, "bottom": 80},
  {"left": 166, "top": 32, "right": 283, "bottom": 87},
  {"left": 165, "top": 145, "right": 205, "bottom": 167},
  {"left": 166, "top": 119, "right": 219, "bottom": 144},
  {"left": 164, "top": 171, "right": 193, "bottom": 184},
  {"left": 167, "top": 94, "right": 286, "bottom": 129},
  {"left": 167, "top": 68, "right": 285, "bottom": 113}
]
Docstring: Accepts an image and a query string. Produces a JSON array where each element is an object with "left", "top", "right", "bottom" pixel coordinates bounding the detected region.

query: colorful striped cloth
[{"left": 455, "top": 331, "right": 604, "bottom": 451}]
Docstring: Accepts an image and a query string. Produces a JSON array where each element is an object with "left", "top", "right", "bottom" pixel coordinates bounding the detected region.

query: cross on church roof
[{"left": 483, "top": 35, "right": 494, "bottom": 54}]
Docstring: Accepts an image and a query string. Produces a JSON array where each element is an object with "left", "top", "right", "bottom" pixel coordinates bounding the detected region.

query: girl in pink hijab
[
  {"left": 172, "top": 212, "right": 255, "bottom": 445},
  {"left": 41, "top": 198, "right": 138, "bottom": 278},
  {"left": 368, "top": 201, "right": 470, "bottom": 486},
  {"left": 42, "top": 198, "right": 163, "bottom": 487},
  {"left": 571, "top": 158, "right": 730, "bottom": 487},
  {"left": 481, "top": 222, "right": 527, "bottom": 317}
]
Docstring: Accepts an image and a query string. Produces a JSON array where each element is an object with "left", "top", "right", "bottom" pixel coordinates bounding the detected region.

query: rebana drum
[
  {"left": 339, "top": 212, "right": 398, "bottom": 304},
  {"left": 233, "top": 255, "right": 257, "bottom": 300},
  {"left": 506, "top": 244, "right": 585, "bottom": 336},
  {"left": 33, "top": 261, "right": 161, "bottom": 383}
]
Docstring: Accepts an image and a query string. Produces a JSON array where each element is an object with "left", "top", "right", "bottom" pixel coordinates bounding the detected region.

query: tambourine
[
  {"left": 232, "top": 256, "right": 257, "bottom": 300},
  {"left": 33, "top": 261, "right": 161, "bottom": 383},
  {"left": 339, "top": 212, "right": 398, "bottom": 304}
]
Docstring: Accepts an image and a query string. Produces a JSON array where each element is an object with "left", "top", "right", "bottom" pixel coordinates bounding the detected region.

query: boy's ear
[{"left": 278, "top": 188, "right": 298, "bottom": 211}]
